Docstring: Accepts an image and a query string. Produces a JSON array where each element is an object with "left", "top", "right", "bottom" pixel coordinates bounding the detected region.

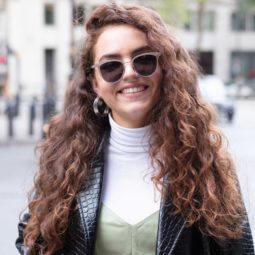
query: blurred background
[{"left": 0, "top": 0, "right": 254, "bottom": 254}]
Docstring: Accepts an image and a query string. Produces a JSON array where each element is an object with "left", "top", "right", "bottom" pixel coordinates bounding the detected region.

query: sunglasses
[{"left": 91, "top": 52, "right": 160, "bottom": 83}]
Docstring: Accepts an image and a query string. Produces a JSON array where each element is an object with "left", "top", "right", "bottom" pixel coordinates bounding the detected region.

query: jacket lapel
[
  {"left": 76, "top": 162, "right": 104, "bottom": 255},
  {"left": 156, "top": 191, "right": 186, "bottom": 255},
  {"left": 76, "top": 132, "right": 107, "bottom": 255}
]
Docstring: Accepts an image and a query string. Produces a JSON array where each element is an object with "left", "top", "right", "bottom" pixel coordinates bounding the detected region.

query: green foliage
[
  {"left": 149, "top": 0, "right": 188, "bottom": 26},
  {"left": 237, "top": 0, "right": 255, "bottom": 12},
  {"left": 149, "top": 0, "right": 211, "bottom": 27}
]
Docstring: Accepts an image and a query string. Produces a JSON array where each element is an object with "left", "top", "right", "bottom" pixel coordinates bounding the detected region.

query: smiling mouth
[{"left": 120, "top": 86, "right": 148, "bottom": 94}]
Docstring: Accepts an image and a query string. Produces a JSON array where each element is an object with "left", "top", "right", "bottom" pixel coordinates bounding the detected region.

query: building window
[
  {"left": 230, "top": 52, "right": 255, "bottom": 81},
  {"left": 45, "top": 49, "right": 56, "bottom": 96},
  {"left": 199, "top": 51, "right": 214, "bottom": 74},
  {"left": 231, "top": 12, "right": 246, "bottom": 31},
  {"left": 73, "top": 4, "right": 85, "bottom": 26},
  {"left": 231, "top": 12, "right": 255, "bottom": 31},
  {"left": 44, "top": 4, "right": 55, "bottom": 25},
  {"left": 248, "top": 13, "right": 255, "bottom": 31},
  {"left": 184, "top": 10, "right": 215, "bottom": 31},
  {"left": 204, "top": 11, "right": 215, "bottom": 31}
]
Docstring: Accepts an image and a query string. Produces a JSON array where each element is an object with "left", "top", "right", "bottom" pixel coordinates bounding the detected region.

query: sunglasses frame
[{"left": 91, "top": 51, "right": 161, "bottom": 83}]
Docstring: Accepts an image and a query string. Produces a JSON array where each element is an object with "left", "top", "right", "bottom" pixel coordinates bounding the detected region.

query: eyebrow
[{"left": 98, "top": 45, "right": 152, "bottom": 62}]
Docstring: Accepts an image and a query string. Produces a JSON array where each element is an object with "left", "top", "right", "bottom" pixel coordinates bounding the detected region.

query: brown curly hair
[{"left": 24, "top": 3, "right": 245, "bottom": 254}]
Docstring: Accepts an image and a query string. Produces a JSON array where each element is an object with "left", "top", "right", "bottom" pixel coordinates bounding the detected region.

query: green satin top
[{"left": 94, "top": 204, "right": 159, "bottom": 255}]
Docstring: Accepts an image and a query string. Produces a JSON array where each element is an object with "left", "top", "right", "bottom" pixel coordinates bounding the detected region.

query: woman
[{"left": 16, "top": 3, "right": 254, "bottom": 255}]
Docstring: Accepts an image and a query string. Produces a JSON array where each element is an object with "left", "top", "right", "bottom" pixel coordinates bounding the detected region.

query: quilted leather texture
[
  {"left": 156, "top": 192, "right": 186, "bottom": 254},
  {"left": 64, "top": 162, "right": 104, "bottom": 255}
]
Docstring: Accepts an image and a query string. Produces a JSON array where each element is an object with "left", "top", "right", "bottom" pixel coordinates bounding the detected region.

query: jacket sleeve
[
  {"left": 15, "top": 213, "right": 65, "bottom": 255},
  {"left": 205, "top": 218, "right": 255, "bottom": 255},
  {"left": 229, "top": 219, "right": 255, "bottom": 255},
  {"left": 15, "top": 213, "right": 31, "bottom": 255}
]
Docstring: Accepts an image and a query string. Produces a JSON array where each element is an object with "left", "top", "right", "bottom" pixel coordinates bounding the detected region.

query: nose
[{"left": 122, "top": 60, "right": 138, "bottom": 81}]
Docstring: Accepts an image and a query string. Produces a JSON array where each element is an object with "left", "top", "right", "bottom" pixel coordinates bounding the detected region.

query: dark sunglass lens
[
  {"left": 100, "top": 61, "right": 123, "bottom": 83},
  {"left": 134, "top": 54, "right": 157, "bottom": 76}
]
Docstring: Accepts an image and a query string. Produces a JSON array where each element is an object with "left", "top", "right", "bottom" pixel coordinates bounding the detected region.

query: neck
[
  {"left": 111, "top": 112, "right": 150, "bottom": 128},
  {"left": 108, "top": 114, "right": 151, "bottom": 153}
]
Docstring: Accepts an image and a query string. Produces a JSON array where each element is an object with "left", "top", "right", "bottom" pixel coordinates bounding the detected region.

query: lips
[{"left": 118, "top": 85, "right": 148, "bottom": 94}]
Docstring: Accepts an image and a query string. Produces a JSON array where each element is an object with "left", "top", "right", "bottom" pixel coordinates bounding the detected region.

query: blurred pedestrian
[
  {"left": 16, "top": 3, "right": 254, "bottom": 255},
  {"left": 5, "top": 99, "right": 16, "bottom": 137},
  {"left": 29, "top": 96, "right": 37, "bottom": 136}
]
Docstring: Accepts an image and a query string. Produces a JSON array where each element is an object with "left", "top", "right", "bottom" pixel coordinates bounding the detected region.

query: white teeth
[{"left": 121, "top": 86, "right": 146, "bottom": 94}]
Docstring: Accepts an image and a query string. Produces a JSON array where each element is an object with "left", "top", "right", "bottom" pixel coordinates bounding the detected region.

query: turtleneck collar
[{"left": 108, "top": 114, "right": 151, "bottom": 153}]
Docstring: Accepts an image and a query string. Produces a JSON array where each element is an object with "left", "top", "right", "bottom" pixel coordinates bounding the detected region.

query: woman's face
[{"left": 92, "top": 24, "right": 162, "bottom": 128}]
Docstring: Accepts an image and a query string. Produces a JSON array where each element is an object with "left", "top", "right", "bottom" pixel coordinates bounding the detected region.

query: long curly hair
[{"left": 24, "top": 3, "right": 245, "bottom": 254}]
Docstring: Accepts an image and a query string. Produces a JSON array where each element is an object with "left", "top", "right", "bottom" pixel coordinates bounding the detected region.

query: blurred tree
[
  {"left": 237, "top": 0, "right": 255, "bottom": 11},
  {"left": 149, "top": 0, "right": 254, "bottom": 74},
  {"left": 150, "top": 0, "right": 208, "bottom": 56},
  {"left": 196, "top": 0, "right": 208, "bottom": 55},
  {"left": 149, "top": 0, "right": 188, "bottom": 26}
]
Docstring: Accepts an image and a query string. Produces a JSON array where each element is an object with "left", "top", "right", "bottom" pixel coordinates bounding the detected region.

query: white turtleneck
[{"left": 101, "top": 115, "right": 161, "bottom": 225}]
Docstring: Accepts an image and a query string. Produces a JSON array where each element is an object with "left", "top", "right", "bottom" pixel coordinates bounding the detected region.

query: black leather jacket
[{"left": 16, "top": 139, "right": 254, "bottom": 255}]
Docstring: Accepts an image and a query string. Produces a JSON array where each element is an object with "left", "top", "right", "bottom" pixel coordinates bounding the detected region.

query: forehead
[{"left": 93, "top": 24, "right": 149, "bottom": 62}]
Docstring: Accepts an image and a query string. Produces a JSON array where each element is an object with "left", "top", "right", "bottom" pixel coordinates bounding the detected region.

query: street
[
  {"left": 0, "top": 144, "right": 36, "bottom": 254},
  {"left": 0, "top": 99, "right": 254, "bottom": 254}
]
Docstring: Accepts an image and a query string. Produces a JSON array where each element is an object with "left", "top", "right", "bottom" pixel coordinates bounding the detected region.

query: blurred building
[
  {"left": 2, "top": 0, "right": 144, "bottom": 101},
  {"left": 1, "top": 0, "right": 255, "bottom": 100},
  {"left": 177, "top": 0, "right": 255, "bottom": 86},
  {"left": 5, "top": 0, "right": 72, "bottom": 100}
]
